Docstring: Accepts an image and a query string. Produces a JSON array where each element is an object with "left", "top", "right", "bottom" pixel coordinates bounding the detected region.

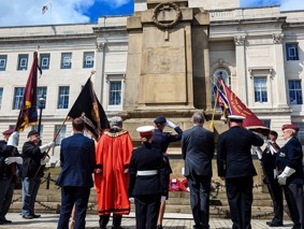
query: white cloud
[
  {"left": 0, "top": 0, "right": 94, "bottom": 27},
  {"left": 281, "top": 0, "right": 304, "bottom": 10},
  {"left": 98, "top": 0, "right": 130, "bottom": 8}
]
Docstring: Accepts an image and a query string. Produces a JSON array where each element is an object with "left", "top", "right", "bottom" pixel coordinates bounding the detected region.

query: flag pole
[{"left": 209, "top": 84, "right": 219, "bottom": 131}]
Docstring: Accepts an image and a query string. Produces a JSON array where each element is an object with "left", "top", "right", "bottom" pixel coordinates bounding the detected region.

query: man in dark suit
[
  {"left": 217, "top": 115, "right": 264, "bottom": 229},
  {"left": 56, "top": 117, "right": 96, "bottom": 229},
  {"left": 261, "top": 130, "right": 283, "bottom": 227},
  {"left": 181, "top": 111, "right": 214, "bottom": 229},
  {"left": 276, "top": 124, "right": 304, "bottom": 229}
]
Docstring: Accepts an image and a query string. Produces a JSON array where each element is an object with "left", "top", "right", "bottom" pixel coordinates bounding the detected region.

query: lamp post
[{"left": 37, "top": 97, "right": 46, "bottom": 136}]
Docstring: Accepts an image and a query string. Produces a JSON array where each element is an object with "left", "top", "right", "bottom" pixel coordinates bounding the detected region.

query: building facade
[{"left": 0, "top": 1, "right": 303, "bottom": 159}]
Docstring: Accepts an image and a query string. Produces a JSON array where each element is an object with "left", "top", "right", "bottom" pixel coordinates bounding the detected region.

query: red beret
[
  {"left": 282, "top": 124, "right": 299, "bottom": 132},
  {"left": 2, "top": 129, "right": 14, "bottom": 135}
]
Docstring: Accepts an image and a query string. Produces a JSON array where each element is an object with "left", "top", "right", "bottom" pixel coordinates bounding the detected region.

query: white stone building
[{"left": 0, "top": 0, "right": 303, "bottom": 159}]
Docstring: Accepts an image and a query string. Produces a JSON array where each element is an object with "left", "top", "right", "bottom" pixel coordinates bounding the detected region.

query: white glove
[
  {"left": 278, "top": 166, "right": 296, "bottom": 185},
  {"left": 40, "top": 141, "right": 55, "bottom": 152},
  {"left": 161, "top": 196, "right": 166, "bottom": 201},
  {"left": 129, "top": 197, "right": 134, "bottom": 203},
  {"left": 4, "top": 156, "right": 23, "bottom": 165},
  {"left": 40, "top": 156, "right": 50, "bottom": 165},
  {"left": 166, "top": 119, "right": 177, "bottom": 129},
  {"left": 7, "top": 131, "right": 19, "bottom": 147}
]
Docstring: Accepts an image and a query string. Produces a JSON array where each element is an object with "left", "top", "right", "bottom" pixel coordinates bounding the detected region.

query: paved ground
[{"left": 0, "top": 213, "right": 295, "bottom": 229}]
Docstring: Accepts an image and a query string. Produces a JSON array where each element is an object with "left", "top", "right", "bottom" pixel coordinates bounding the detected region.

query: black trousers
[
  {"left": 99, "top": 214, "right": 122, "bottom": 229},
  {"left": 134, "top": 194, "right": 161, "bottom": 229},
  {"left": 187, "top": 173, "right": 211, "bottom": 229},
  {"left": 263, "top": 171, "right": 283, "bottom": 224},
  {"left": 283, "top": 184, "right": 304, "bottom": 229},
  {"left": 226, "top": 177, "right": 253, "bottom": 229}
]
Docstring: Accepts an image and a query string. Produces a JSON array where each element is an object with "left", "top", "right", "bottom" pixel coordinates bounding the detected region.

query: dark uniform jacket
[
  {"left": 129, "top": 143, "right": 168, "bottom": 197},
  {"left": 181, "top": 125, "right": 214, "bottom": 177},
  {"left": 217, "top": 126, "right": 264, "bottom": 178},
  {"left": 152, "top": 127, "right": 183, "bottom": 174},
  {"left": 22, "top": 141, "right": 45, "bottom": 178},
  {"left": 261, "top": 142, "right": 280, "bottom": 182},
  {"left": 0, "top": 141, "right": 21, "bottom": 179},
  {"left": 276, "top": 137, "right": 304, "bottom": 185}
]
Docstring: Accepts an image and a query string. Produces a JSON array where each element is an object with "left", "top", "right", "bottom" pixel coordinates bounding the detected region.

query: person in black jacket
[
  {"left": 217, "top": 115, "right": 264, "bottom": 229},
  {"left": 181, "top": 111, "right": 214, "bottom": 229},
  {"left": 276, "top": 124, "right": 304, "bottom": 229},
  {"left": 261, "top": 130, "right": 283, "bottom": 227},
  {"left": 129, "top": 126, "right": 168, "bottom": 229},
  {"left": 21, "top": 129, "right": 55, "bottom": 219},
  {"left": 152, "top": 116, "right": 183, "bottom": 229},
  {"left": 0, "top": 129, "right": 22, "bottom": 224}
]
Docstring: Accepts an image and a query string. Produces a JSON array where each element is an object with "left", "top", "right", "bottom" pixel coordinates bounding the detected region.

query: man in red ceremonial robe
[{"left": 95, "top": 116, "right": 133, "bottom": 229}]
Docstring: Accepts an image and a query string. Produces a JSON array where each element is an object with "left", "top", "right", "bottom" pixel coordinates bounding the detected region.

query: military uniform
[
  {"left": 129, "top": 126, "right": 168, "bottom": 229},
  {"left": 217, "top": 116, "right": 264, "bottom": 229},
  {"left": 261, "top": 141, "right": 283, "bottom": 226},
  {"left": 276, "top": 134, "right": 304, "bottom": 229}
]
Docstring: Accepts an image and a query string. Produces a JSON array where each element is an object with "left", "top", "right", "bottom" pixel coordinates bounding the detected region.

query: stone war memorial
[{"left": 119, "top": 0, "right": 276, "bottom": 218}]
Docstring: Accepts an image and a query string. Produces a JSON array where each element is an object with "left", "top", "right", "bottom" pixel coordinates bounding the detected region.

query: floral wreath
[{"left": 152, "top": 2, "right": 182, "bottom": 30}]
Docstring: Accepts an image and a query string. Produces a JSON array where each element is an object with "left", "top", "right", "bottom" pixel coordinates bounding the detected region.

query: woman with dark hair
[{"left": 129, "top": 126, "right": 168, "bottom": 229}]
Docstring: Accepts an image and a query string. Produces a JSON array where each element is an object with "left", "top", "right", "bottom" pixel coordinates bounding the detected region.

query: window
[
  {"left": 17, "top": 54, "right": 28, "bottom": 71},
  {"left": 57, "top": 86, "right": 69, "bottom": 109},
  {"left": 109, "top": 81, "right": 122, "bottom": 105},
  {"left": 254, "top": 77, "right": 267, "bottom": 102},
  {"left": 288, "top": 80, "right": 303, "bottom": 105},
  {"left": 0, "top": 55, "right": 7, "bottom": 71},
  {"left": 262, "top": 119, "right": 271, "bottom": 129},
  {"left": 0, "top": 88, "right": 3, "bottom": 109},
  {"left": 83, "top": 52, "right": 94, "bottom": 68},
  {"left": 61, "top": 53, "right": 72, "bottom": 69},
  {"left": 286, "top": 43, "right": 299, "bottom": 61},
  {"left": 40, "top": 53, "right": 50, "bottom": 70},
  {"left": 55, "top": 125, "right": 66, "bottom": 146},
  {"left": 13, "top": 87, "right": 25, "bottom": 109},
  {"left": 37, "top": 87, "right": 47, "bottom": 108}
]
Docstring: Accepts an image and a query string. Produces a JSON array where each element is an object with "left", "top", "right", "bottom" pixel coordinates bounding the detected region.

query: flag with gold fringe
[
  {"left": 15, "top": 52, "right": 40, "bottom": 132},
  {"left": 68, "top": 77, "right": 109, "bottom": 140},
  {"left": 215, "top": 79, "right": 269, "bottom": 136}
]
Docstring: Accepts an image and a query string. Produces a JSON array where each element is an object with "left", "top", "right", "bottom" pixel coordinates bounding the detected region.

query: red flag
[
  {"left": 15, "top": 52, "right": 39, "bottom": 132},
  {"left": 218, "top": 80, "right": 269, "bottom": 135}
]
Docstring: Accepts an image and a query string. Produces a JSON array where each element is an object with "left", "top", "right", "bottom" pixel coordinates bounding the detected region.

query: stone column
[
  {"left": 272, "top": 33, "right": 288, "bottom": 108},
  {"left": 234, "top": 35, "right": 247, "bottom": 103},
  {"left": 94, "top": 41, "right": 106, "bottom": 106}
]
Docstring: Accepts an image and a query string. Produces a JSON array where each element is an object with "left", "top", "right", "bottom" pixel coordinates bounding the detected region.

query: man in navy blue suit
[
  {"left": 277, "top": 124, "right": 304, "bottom": 229},
  {"left": 56, "top": 117, "right": 96, "bottom": 229}
]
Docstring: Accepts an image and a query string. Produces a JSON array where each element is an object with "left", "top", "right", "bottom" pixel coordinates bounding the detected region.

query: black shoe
[
  {"left": 22, "top": 215, "right": 33, "bottom": 219},
  {"left": 0, "top": 218, "right": 12, "bottom": 224},
  {"left": 266, "top": 221, "right": 283, "bottom": 227},
  {"left": 157, "top": 225, "right": 163, "bottom": 229},
  {"left": 31, "top": 214, "right": 41, "bottom": 218},
  {"left": 2, "top": 218, "right": 12, "bottom": 224}
]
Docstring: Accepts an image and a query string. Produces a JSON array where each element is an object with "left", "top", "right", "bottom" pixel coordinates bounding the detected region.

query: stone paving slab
[{"left": 1, "top": 213, "right": 294, "bottom": 229}]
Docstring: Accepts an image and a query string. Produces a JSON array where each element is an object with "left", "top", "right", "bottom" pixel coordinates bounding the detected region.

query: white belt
[{"left": 136, "top": 170, "right": 158, "bottom": 176}]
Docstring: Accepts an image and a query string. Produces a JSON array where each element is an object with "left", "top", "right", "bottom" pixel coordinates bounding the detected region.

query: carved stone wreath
[{"left": 152, "top": 2, "right": 182, "bottom": 30}]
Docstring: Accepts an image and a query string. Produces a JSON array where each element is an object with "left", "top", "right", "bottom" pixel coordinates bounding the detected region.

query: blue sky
[{"left": 0, "top": 0, "right": 303, "bottom": 27}]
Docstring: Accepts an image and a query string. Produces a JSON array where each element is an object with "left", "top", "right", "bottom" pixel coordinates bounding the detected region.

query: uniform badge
[{"left": 279, "top": 152, "right": 286, "bottom": 157}]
